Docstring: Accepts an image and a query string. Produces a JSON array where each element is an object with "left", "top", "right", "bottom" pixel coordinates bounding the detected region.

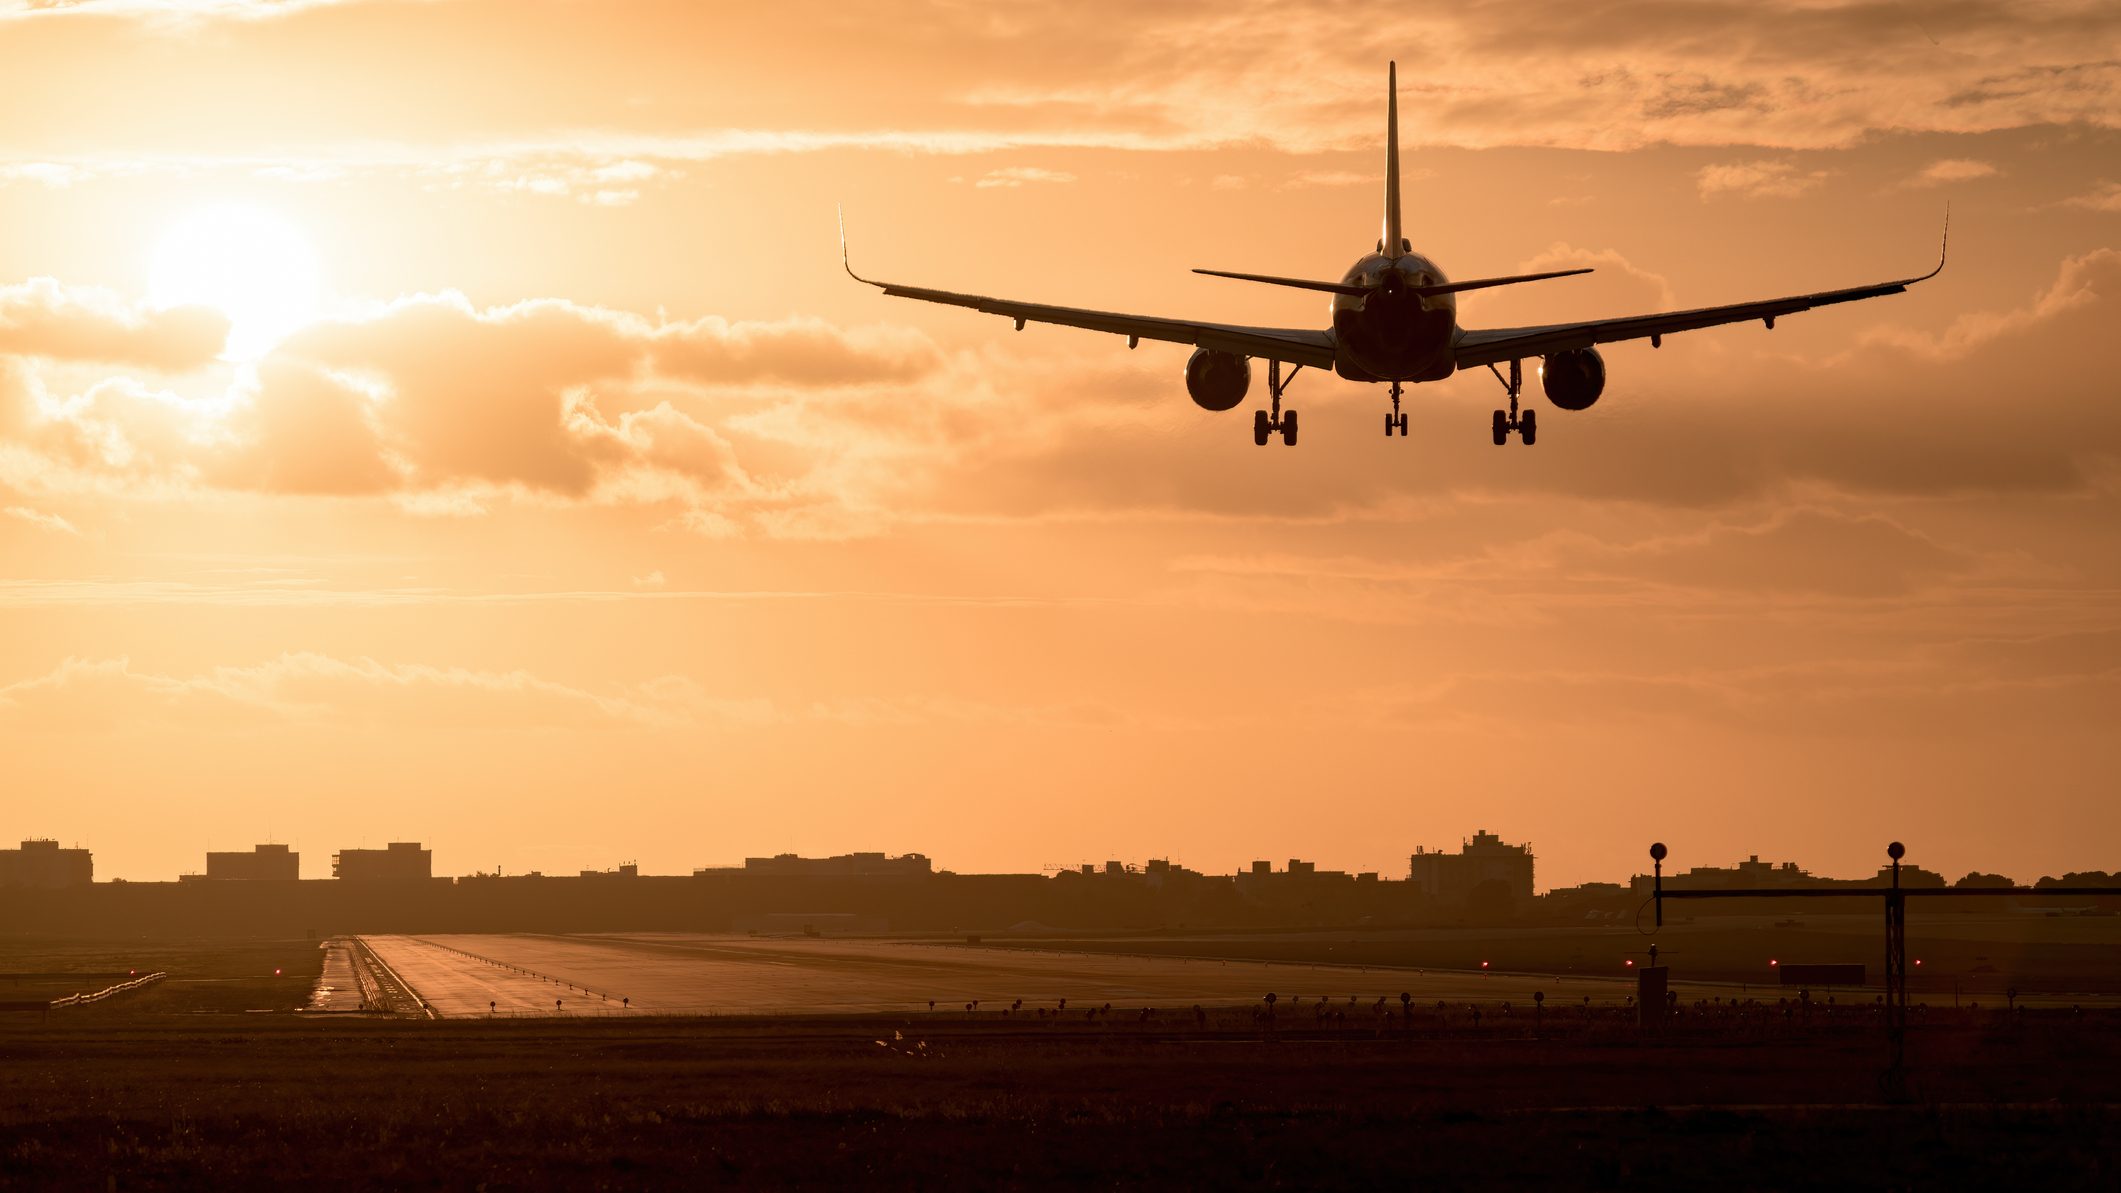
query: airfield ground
[
  {"left": 360, "top": 931, "right": 1759, "bottom": 1017},
  {"left": 2, "top": 931, "right": 2116, "bottom": 1188}
]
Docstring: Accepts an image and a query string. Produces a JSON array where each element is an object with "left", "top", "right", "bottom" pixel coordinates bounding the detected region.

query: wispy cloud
[
  {"left": 1696, "top": 160, "right": 1830, "bottom": 201},
  {"left": 1906, "top": 158, "right": 1999, "bottom": 187},
  {"left": 972, "top": 166, "right": 1077, "bottom": 189},
  {"left": 2059, "top": 180, "right": 2121, "bottom": 212},
  {"left": 3, "top": 504, "right": 77, "bottom": 533}
]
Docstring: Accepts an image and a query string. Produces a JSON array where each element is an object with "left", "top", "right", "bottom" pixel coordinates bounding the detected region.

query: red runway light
[
  {"left": 274, "top": 968, "right": 282, "bottom": 976},
  {"left": 1480, "top": 961, "right": 1490, "bottom": 969},
  {"left": 1769, "top": 959, "right": 1778, "bottom": 967},
  {"left": 1913, "top": 959, "right": 1922, "bottom": 966},
  {"left": 1625, "top": 959, "right": 1634, "bottom": 967}
]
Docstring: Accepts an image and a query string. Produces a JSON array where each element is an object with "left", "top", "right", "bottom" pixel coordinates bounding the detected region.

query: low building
[
  {"left": 1408, "top": 830, "right": 1535, "bottom": 910},
  {"left": 0, "top": 839, "right": 92, "bottom": 888},
  {"left": 1234, "top": 858, "right": 1352, "bottom": 894},
  {"left": 206, "top": 843, "right": 299, "bottom": 881},
  {"left": 706, "top": 852, "right": 933, "bottom": 878},
  {"left": 332, "top": 841, "right": 432, "bottom": 880}
]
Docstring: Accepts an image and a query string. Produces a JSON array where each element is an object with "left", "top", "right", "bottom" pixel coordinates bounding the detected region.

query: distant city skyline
[{"left": 6, "top": 830, "right": 2102, "bottom": 892}]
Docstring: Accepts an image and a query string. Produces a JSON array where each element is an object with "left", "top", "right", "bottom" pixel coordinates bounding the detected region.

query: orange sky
[{"left": 2, "top": 0, "right": 2116, "bottom": 887}]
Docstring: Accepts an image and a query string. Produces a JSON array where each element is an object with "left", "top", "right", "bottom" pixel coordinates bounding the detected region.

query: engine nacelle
[
  {"left": 1541, "top": 347, "right": 1606, "bottom": 411},
  {"left": 1185, "top": 348, "right": 1251, "bottom": 412}
]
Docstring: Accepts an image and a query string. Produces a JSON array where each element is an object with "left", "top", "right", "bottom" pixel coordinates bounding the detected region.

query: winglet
[{"left": 838, "top": 203, "right": 878, "bottom": 286}]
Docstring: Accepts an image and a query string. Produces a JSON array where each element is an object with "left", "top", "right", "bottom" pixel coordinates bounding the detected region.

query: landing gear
[
  {"left": 1486, "top": 359, "right": 1537, "bottom": 445},
  {"left": 1384, "top": 381, "right": 1409, "bottom": 437},
  {"left": 1254, "top": 360, "right": 1302, "bottom": 446}
]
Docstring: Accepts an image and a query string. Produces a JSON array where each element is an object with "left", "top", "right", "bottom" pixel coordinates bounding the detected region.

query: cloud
[
  {"left": 648, "top": 315, "right": 938, "bottom": 386},
  {"left": 1278, "top": 170, "right": 1374, "bottom": 189},
  {"left": 972, "top": 167, "right": 1077, "bottom": 189},
  {"left": 2060, "top": 180, "right": 2121, "bottom": 212},
  {"left": 1552, "top": 508, "right": 1979, "bottom": 599},
  {"left": 7, "top": 244, "right": 2118, "bottom": 537},
  {"left": 0, "top": 652, "right": 1146, "bottom": 734},
  {"left": 5, "top": 2, "right": 2116, "bottom": 160},
  {"left": 1908, "top": 158, "right": 1999, "bottom": 187},
  {"left": 0, "top": 0, "right": 347, "bottom": 19},
  {"left": 1476, "top": 243, "right": 1675, "bottom": 325},
  {"left": 3, "top": 504, "right": 77, "bottom": 533},
  {"left": 1696, "top": 160, "right": 1830, "bottom": 201},
  {"left": 1850, "top": 246, "right": 2116, "bottom": 359},
  {"left": 207, "top": 293, "right": 938, "bottom": 504},
  {"left": 0, "top": 653, "right": 754, "bottom": 731},
  {"left": 0, "top": 279, "right": 227, "bottom": 369}
]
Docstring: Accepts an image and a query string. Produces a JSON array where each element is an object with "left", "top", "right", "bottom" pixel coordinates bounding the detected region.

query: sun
[{"left": 148, "top": 202, "right": 323, "bottom": 361}]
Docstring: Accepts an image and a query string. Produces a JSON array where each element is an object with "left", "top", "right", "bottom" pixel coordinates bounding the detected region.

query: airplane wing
[
  {"left": 841, "top": 217, "right": 1338, "bottom": 370},
  {"left": 1452, "top": 221, "right": 1948, "bottom": 370}
]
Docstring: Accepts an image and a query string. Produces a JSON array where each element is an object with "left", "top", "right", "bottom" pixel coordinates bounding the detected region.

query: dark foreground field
[{"left": 3, "top": 1011, "right": 2117, "bottom": 1190}]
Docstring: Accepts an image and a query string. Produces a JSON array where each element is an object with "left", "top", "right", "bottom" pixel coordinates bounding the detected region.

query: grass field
[
  {"left": 0, "top": 937, "right": 324, "bottom": 1014},
  {"left": 2, "top": 1012, "right": 2116, "bottom": 1189}
]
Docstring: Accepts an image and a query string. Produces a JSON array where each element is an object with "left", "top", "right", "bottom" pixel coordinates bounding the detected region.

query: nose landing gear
[
  {"left": 1253, "top": 359, "right": 1302, "bottom": 446},
  {"left": 1384, "top": 381, "right": 1409, "bottom": 437},
  {"left": 1486, "top": 359, "right": 1537, "bottom": 445}
]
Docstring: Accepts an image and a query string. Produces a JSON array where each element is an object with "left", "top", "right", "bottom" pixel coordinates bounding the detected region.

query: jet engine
[
  {"left": 1540, "top": 347, "right": 1606, "bottom": 411},
  {"left": 1185, "top": 348, "right": 1251, "bottom": 412}
]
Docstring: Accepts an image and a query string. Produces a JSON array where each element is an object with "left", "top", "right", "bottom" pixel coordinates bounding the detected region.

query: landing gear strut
[
  {"left": 1254, "top": 360, "right": 1301, "bottom": 446},
  {"left": 1384, "top": 381, "right": 1409, "bottom": 437},
  {"left": 1486, "top": 360, "right": 1537, "bottom": 445}
]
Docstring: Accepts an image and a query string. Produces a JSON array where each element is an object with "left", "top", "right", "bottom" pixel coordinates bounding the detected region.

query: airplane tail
[
  {"left": 1383, "top": 61, "right": 1403, "bottom": 257},
  {"left": 1190, "top": 62, "right": 1594, "bottom": 295}
]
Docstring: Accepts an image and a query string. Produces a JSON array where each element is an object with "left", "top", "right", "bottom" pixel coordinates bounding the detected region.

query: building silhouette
[
  {"left": 703, "top": 852, "right": 933, "bottom": 878},
  {"left": 0, "top": 839, "right": 92, "bottom": 888},
  {"left": 332, "top": 842, "right": 432, "bottom": 880},
  {"left": 1409, "top": 830, "right": 1534, "bottom": 910},
  {"left": 206, "top": 843, "right": 299, "bottom": 881}
]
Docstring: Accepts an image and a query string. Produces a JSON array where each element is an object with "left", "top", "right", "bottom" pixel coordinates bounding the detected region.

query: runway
[{"left": 359, "top": 932, "right": 1675, "bottom": 1018}]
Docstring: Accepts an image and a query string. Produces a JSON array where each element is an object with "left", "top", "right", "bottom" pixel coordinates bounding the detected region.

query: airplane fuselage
[{"left": 1330, "top": 251, "right": 1458, "bottom": 383}]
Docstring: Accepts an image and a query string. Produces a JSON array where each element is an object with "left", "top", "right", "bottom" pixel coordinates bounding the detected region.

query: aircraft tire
[
  {"left": 1253, "top": 410, "right": 1270, "bottom": 446},
  {"left": 1520, "top": 409, "right": 1537, "bottom": 445},
  {"left": 1492, "top": 410, "right": 1508, "bottom": 446}
]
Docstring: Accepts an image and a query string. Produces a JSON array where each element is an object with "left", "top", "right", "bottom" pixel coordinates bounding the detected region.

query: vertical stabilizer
[{"left": 1383, "top": 61, "right": 1402, "bottom": 258}]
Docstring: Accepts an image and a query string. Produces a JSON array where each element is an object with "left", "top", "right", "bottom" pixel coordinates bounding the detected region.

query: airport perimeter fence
[{"left": 37, "top": 971, "right": 168, "bottom": 1011}]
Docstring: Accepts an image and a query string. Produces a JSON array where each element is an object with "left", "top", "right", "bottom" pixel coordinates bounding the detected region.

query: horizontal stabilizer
[
  {"left": 1413, "top": 267, "right": 1593, "bottom": 297},
  {"left": 1196, "top": 265, "right": 1592, "bottom": 299},
  {"left": 1192, "top": 268, "right": 1371, "bottom": 297}
]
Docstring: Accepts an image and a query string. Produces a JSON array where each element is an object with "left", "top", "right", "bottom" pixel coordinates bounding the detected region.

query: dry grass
[{"left": 1, "top": 1011, "right": 2115, "bottom": 1189}]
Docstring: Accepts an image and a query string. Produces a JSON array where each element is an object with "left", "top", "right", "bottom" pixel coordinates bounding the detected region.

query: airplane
[{"left": 842, "top": 63, "right": 1946, "bottom": 447}]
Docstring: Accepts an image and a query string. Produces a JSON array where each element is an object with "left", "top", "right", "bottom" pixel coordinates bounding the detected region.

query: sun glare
[{"left": 148, "top": 203, "right": 323, "bottom": 360}]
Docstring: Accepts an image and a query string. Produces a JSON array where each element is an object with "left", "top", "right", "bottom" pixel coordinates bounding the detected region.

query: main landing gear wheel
[
  {"left": 1253, "top": 359, "right": 1304, "bottom": 447},
  {"left": 1486, "top": 359, "right": 1538, "bottom": 445},
  {"left": 1384, "top": 381, "right": 1409, "bottom": 437}
]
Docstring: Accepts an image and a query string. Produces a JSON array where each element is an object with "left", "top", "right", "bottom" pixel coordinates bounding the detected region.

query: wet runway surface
[
  {"left": 361, "top": 932, "right": 1672, "bottom": 1018},
  {"left": 305, "top": 939, "right": 365, "bottom": 1012}
]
